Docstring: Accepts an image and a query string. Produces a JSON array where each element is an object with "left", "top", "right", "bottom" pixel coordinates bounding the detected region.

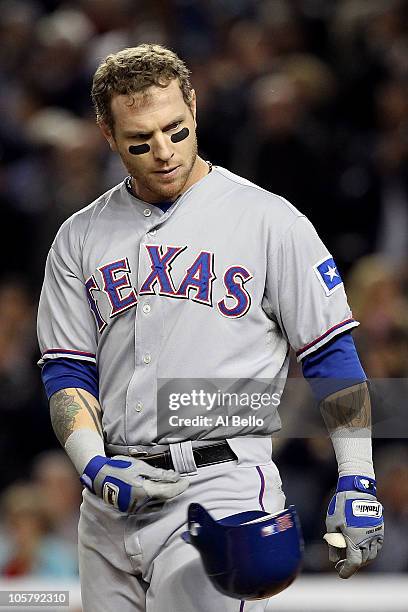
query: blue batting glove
[
  {"left": 325, "top": 475, "right": 384, "bottom": 578},
  {"left": 80, "top": 455, "right": 189, "bottom": 513}
]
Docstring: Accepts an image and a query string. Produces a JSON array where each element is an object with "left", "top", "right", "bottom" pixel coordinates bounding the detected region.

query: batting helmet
[{"left": 182, "top": 503, "right": 303, "bottom": 600}]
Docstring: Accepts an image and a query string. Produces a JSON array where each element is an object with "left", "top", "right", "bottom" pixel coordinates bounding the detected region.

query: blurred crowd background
[{"left": 1, "top": 0, "right": 408, "bottom": 583}]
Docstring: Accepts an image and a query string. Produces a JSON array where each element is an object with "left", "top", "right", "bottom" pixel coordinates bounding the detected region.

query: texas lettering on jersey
[{"left": 85, "top": 245, "right": 253, "bottom": 332}]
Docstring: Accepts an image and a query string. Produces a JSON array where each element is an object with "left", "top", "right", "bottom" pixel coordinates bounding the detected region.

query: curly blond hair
[{"left": 91, "top": 44, "right": 193, "bottom": 132}]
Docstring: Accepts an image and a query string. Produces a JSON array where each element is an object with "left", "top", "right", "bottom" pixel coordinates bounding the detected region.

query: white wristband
[
  {"left": 330, "top": 427, "right": 375, "bottom": 478},
  {"left": 64, "top": 428, "right": 105, "bottom": 475}
]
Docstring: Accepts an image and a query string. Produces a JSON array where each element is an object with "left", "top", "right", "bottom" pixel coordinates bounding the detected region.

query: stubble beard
[{"left": 130, "top": 138, "right": 198, "bottom": 203}]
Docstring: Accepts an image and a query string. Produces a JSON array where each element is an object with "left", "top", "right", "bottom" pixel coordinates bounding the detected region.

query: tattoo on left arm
[{"left": 320, "top": 382, "right": 371, "bottom": 433}]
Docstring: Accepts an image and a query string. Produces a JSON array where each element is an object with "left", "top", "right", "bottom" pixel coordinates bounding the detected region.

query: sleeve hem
[
  {"left": 296, "top": 319, "right": 359, "bottom": 362},
  {"left": 38, "top": 349, "right": 96, "bottom": 367}
]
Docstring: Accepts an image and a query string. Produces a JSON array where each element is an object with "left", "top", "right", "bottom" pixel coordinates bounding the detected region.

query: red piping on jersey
[
  {"left": 296, "top": 317, "right": 356, "bottom": 358},
  {"left": 256, "top": 466, "right": 266, "bottom": 512},
  {"left": 43, "top": 348, "right": 96, "bottom": 358}
]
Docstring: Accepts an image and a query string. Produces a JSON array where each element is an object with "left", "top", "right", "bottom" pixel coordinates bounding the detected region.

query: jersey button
[
  {"left": 144, "top": 208, "right": 152, "bottom": 217},
  {"left": 143, "top": 353, "right": 151, "bottom": 364},
  {"left": 135, "top": 402, "right": 143, "bottom": 412},
  {"left": 142, "top": 304, "right": 151, "bottom": 314}
]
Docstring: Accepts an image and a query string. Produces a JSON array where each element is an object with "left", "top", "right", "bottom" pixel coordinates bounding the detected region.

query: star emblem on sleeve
[
  {"left": 313, "top": 256, "right": 343, "bottom": 295},
  {"left": 324, "top": 265, "right": 339, "bottom": 282}
]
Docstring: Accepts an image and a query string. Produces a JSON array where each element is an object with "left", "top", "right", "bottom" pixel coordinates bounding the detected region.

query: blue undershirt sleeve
[
  {"left": 41, "top": 358, "right": 99, "bottom": 400},
  {"left": 301, "top": 331, "right": 366, "bottom": 402}
]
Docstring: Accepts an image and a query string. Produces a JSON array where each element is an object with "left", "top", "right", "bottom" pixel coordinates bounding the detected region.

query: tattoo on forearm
[
  {"left": 320, "top": 382, "right": 371, "bottom": 432},
  {"left": 77, "top": 389, "right": 103, "bottom": 438},
  {"left": 50, "top": 390, "right": 83, "bottom": 446}
]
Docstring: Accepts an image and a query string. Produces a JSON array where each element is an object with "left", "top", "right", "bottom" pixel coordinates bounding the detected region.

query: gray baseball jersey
[
  {"left": 38, "top": 166, "right": 358, "bottom": 612},
  {"left": 37, "top": 166, "right": 357, "bottom": 446}
]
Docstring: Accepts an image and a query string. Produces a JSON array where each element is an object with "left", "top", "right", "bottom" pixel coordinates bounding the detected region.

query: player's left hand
[{"left": 324, "top": 475, "right": 384, "bottom": 579}]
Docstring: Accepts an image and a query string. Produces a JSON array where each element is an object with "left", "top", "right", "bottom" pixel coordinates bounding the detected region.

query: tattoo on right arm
[{"left": 50, "top": 389, "right": 82, "bottom": 446}]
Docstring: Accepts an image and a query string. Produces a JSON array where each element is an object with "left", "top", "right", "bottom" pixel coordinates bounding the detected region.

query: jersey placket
[{"left": 125, "top": 201, "right": 180, "bottom": 444}]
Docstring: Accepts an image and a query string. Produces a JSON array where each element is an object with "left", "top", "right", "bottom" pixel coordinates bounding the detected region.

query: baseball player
[{"left": 37, "top": 45, "right": 384, "bottom": 612}]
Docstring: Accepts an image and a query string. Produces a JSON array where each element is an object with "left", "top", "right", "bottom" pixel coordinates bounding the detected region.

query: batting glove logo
[
  {"left": 103, "top": 482, "right": 120, "bottom": 509},
  {"left": 352, "top": 500, "right": 383, "bottom": 518}
]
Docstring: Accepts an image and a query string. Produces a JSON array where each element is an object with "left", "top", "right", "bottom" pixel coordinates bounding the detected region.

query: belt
[{"left": 108, "top": 441, "right": 237, "bottom": 470}]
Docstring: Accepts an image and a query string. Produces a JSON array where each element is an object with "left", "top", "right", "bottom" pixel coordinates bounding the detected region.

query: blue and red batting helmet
[{"left": 182, "top": 503, "right": 303, "bottom": 600}]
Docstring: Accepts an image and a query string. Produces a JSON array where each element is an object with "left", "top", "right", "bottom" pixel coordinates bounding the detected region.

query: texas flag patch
[{"left": 313, "top": 256, "right": 343, "bottom": 296}]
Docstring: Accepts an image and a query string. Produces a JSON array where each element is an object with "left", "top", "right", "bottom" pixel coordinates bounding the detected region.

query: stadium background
[{"left": 0, "top": 0, "right": 407, "bottom": 609}]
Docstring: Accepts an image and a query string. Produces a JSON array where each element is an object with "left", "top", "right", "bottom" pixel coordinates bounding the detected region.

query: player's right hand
[{"left": 80, "top": 455, "right": 189, "bottom": 513}]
